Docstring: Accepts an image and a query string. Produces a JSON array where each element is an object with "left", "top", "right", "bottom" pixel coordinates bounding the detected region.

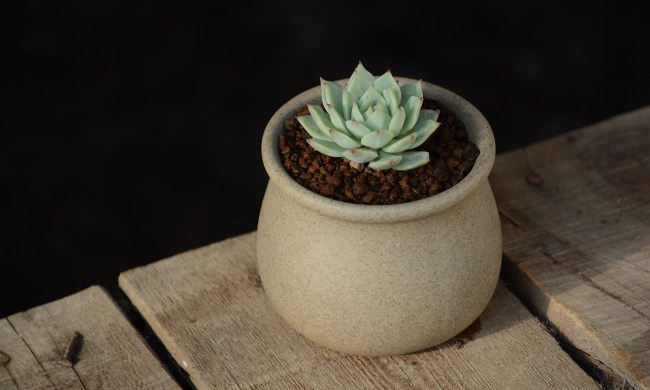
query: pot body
[{"left": 257, "top": 78, "right": 501, "bottom": 356}]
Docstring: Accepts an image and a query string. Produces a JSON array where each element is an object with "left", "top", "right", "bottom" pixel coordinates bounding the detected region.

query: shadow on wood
[
  {"left": 119, "top": 233, "right": 596, "bottom": 389},
  {"left": 491, "top": 107, "right": 650, "bottom": 389}
]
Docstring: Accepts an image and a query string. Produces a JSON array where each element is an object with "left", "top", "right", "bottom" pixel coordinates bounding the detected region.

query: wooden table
[
  {"left": 0, "top": 286, "right": 178, "bottom": 389},
  {"left": 2, "top": 107, "right": 648, "bottom": 389}
]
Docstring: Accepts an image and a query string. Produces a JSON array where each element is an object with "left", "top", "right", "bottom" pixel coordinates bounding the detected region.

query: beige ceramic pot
[{"left": 257, "top": 78, "right": 501, "bottom": 356}]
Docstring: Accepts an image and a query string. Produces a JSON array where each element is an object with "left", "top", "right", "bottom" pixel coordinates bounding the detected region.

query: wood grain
[
  {"left": 491, "top": 106, "right": 650, "bottom": 389},
  {"left": 120, "top": 232, "right": 596, "bottom": 389},
  {"left": 0, "top": 286, "right": 179, "bottom": 389}
]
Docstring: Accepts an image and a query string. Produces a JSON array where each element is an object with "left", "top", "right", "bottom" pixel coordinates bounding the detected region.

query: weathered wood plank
[
  {"left": 120, "top": 232, "right": 596, "bottom": 389},
  {"left": 491, "top": 106, "right": 650, "bottom": 389},
  {"left": 0, "top": 286, "right": 179, "bottom": 389}
]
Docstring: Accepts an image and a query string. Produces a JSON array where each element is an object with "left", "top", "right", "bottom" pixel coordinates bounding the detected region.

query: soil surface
[{"left": 279, "top": 99, "right": 480, "bottom": 205}]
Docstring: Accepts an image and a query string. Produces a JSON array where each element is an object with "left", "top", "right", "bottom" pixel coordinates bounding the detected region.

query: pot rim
[{"left": 261, "top": 77, "right": 496, "bottom": 223}]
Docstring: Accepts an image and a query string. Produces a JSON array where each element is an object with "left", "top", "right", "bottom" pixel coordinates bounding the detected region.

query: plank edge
[
  {"left": 501, "top": 255, "right": 637, "bottom": 390},
  {"left": 118, "top": 274, "right": 200, "bottom": 387}
]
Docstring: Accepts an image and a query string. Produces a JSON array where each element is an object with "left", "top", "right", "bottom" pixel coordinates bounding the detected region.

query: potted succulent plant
[{"left": 257, "top": 63, "right": 501, "bottom": 356}]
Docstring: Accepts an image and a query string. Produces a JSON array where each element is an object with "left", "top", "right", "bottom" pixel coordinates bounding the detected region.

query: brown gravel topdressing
[{"left": 279, "top": 99, "right": 480, "bottom": 205}]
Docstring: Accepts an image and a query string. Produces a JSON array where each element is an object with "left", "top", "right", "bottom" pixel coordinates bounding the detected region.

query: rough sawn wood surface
[
  {"left": 120, "top": 232, "right": 596, "bottom": 389},
  {"left": 0, "top": 286, "right": 179, "bottom": 389},
  {"left": 492, "top": 106, "right": 650, "bottom": 389}
]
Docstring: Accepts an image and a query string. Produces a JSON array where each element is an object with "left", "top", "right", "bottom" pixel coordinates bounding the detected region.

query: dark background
[{"left": 3, "top": 1, "right": 649, "bottom": 317}]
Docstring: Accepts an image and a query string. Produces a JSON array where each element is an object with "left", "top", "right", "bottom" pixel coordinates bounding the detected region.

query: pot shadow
[
  {"left": 429, "top": 316, "right": 484, "bottom": 352},
  {"left": 413, "top": 270, "right": 531, "bottom": 356}
]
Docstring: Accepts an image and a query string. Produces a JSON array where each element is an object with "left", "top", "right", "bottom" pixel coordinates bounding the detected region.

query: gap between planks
[
  {"left": 119, "top": 232, "right": 597, "bottom": 390},
  {"left": 0, "top": 285, "right": 180, "bottom": 390},
  {"left": 491, "top": 106, "right": 650, "bottom": 390}
]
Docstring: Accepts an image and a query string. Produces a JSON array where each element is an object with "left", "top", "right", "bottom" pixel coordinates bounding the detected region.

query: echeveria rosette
[{"left": 297, "top": 63, "right": 441, "bottom": 171}]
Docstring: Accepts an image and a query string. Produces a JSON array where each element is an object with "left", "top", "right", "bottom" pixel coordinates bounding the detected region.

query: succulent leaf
[
  {"left": 325, "top": 104, "right": 350, "bottom": 135},
  {"left": 373, "top": 70, "right": 399, "bottom": 99},
  {"left": 417, "top": 109, "right": 440, "bottom": 123},
  {"left": 299, "top": 65, "right": 440, "bottom": 171},
  {"left": 321, "top": 79, "right": 343, "bottom": 115},
  {"left": 347, "top": 62, "right": 374, "bottom": 98},
  {"left": 351, "top": 102, "right": 364, "bottom": 122},
  {"left": 365, "top": 110, "right": 391, "bottom": 131},
  {"left": 307, "top": 138, "right": 347, "bottom": 157},
  {"left": 342, "top": 148, "right": 378, "bottom": 163},
  {"left": 363, "top": 105, "right": 374, "bottom": 121},
  {"left": 374, "top": 100, "right": 388, "bottom": 115},
  {"left": 382, "top": 86, "right": 399, "bottom": 116},
  {"left": 345, "top": 119, "right": 372, "bottom": 138},
  {"left": 393, "top": 151, "right": 430, "bottom": 171},
  {"left": 328, "top": 128, "right": 362, "bottom": 149},
  {"left": 369, "top": 151, "right": 403, "bottom": 170},
  {"left": 400, "top": 79, "right": 423, "bottom": 106},
  {"left": 392, "top": 80, "right": 402, "bottom": 105},
  {"left": 388, "top": 107, "right": 406, "bottom": 136},
  {"left": 308, "top": 105, "right": 335, "bottom": 133},
  {"left": 361, "top": 129, "right": 394, "bottom": 149},
  {"left": 382, "top": 133, "right": 417, "bottom": 153},
  {"left": 297, "top": 115, "right": 331, "bottom": 141},
  {"left": 410, "top": 120, "right": 441, "bottom": 149},
  {"left": 401, "top": 96, "right": 424, "bottom": 134},
  {"left": 359, "top": 87, "right": 384, "bottom": 112},
  {"left": 341, "top": 88, "right": 354, "bottom": 120}
]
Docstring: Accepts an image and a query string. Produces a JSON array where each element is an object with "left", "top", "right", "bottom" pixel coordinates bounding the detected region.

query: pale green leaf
[
  {"left": 393, "top": 79, "right": 401, "bottom": 105},
  {"left": 393, "top": 151, "right": 430, "bottom": 171},
  {"left": 401, "top": 96, "right": 424, "bottom": 134},
  {"left": 341, "top": 88, "right": 354, "bottom": 120},
  {"left": 409, "top": 120, "right": 440, "bottom": 149},
  {"left": 345, "top": 119, "right": 372, "bottom": 138},
  {"left": 373, "top": 71, "right": 399, "bottom": 98},
  {"left": 365, "top": 110, "right": 391, "bottom": 131},
  {"left": 307, "top": 138, "right": 347, "bottom": 158},
  {"left": 363, "top": 105, "right": 374, "bottom": 121},
  {"left": 400, "top": 79, "right": 423, "bottom": 106},
  {"left": 369, "top": 151, "right": 403, "bottom": 170},
  {"left": 359, "top": 87, "right": 384, "bottom": 112},
  {"left": 382, "top": 133, "right": 416, "bottom": 153},
  {"left": 328, "top": 128, "right": 362, "bottom": 149},
  {"left": 297, "top": 115, "right": 331, "bottom": 141},
  {"left": 361, "top": 129, "right": 394, "bottom": 149},
  {"left": 374, "top": 100, "right": 388, "bottom": 115},
  {"left": 347, "top": 62, "right": 374, "bottom": 98},
  {"left": 308, "top": 105, "right": 335, "bottom": 133},
  {"left": 382, "top": 86, "right": 399, "bottom": 116},
  {"left": 342, "top": 148, "right": 378, "bottom": 164},
  {"left": 325, "top": 104, "right": 350, "bottom": 135},
  {"left": 388, "top": 107, "right": 405, "bottom": 136},
  {"left": 351, "top": 102, "right": 365, "bottom": 122},
  {"left": 321, "top": 79, "right": 343, "bottom": 115},
  {"left": 417, "top": 109, "right": 440, "bottom": 123}
]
